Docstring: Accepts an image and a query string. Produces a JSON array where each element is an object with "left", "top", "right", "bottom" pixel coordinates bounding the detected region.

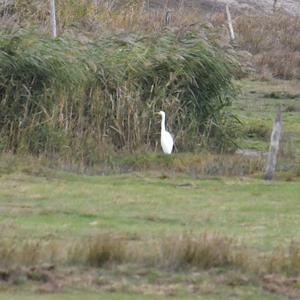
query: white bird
[{"left": 157, "top": 111, "right": 174, "bottom": 154}]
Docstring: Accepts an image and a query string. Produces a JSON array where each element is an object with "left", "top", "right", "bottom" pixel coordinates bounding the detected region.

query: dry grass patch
[
  {"left": 0, "top": 234, "right": 127, "bottom": 268},
  {"left": 267, "top": 240, "right": 300, "bottom": 276},
  {"left": 69, "top": 234, "right": 127, "bottom": 267},
  {"left": 0, "top": 238, "right": 65, "bottom": 267},
  {"left": 0, "top": 233, "right": 300, "bottom": 298},
  {"left": 102, "top": 153, "right": 266, "bottom": 176},
  {"left": 0, "top": 233, "right": 244, "bottom": 270},
  {"left": 6, "top": 0, "right": 204, "bottom": 35},
  {"left": 0, "top": 152, "right": 267, "bottom": 177},
  {"left": 156, "top": 233, "right": 247, "bottom": 270},
  {"left": 1, "top": 233, "right": 300, "bottom": 277},
  {"left": 236, "top": 12, "right": 300, "bottom": 79}
]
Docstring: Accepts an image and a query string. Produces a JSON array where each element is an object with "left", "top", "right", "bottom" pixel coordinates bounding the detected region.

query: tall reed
[{"left": 0, "top": 27, "right": 237, "bottom": 163}]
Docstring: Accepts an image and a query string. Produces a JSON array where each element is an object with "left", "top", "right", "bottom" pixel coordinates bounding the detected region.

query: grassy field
[
  {"left": 0, "top": 172, "right": 299, "bottom": 248},
  {"left": 234, "top": 79, "right": 300, "bottom": 156},
  {"left": 0, "top": 170, "right": 299, "bottom": 299},
  {"left": 0, "top": 79, "right": 299, "bottom": 300}
]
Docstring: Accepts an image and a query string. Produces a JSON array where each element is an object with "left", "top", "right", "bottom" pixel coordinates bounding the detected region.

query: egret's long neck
[{"left": 161, "top": 114, "right": 166, "bottom": 133}]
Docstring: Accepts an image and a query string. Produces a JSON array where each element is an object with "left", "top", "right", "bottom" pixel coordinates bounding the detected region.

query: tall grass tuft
[
  {"left": 68, "top": 234, "right": 127, "bottom": 267},
  {"left": 0, "top": 235, "right": 127, "bottom": 268},
  {"left": 157, "top": 233, "right": 238, "bottom": 270},
  {"left": 267, "top": 240, "right": 300, "bottom": 276},
  {"left": 1, "top": 234, "right": 300, "bottom": 279},
  {"left": 0, "top": 27, "right": 237, "bottom": 163}
]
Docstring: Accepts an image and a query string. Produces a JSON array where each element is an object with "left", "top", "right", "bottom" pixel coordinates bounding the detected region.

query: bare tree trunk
[
  {"left": 264, "top": 107, "right": 282, "bottom": 180},
  {"left": 49, "top": 0, "right": 57, "bottom": 38},
  {"left": 226, "top": 4, "right": 235, "bottom": 41},
  {"left": 273, "top": 0, "right": 278, "bottom": 12}
]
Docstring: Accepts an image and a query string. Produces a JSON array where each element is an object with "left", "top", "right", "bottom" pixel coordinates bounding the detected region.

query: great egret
[{"left": 157, "top": 111, "right": 174, "bottom": 154}]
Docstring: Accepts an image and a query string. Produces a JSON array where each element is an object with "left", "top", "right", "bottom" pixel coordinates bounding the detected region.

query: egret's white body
[{"left": 158, "top": 111, "right": 174, "bottom": 154}]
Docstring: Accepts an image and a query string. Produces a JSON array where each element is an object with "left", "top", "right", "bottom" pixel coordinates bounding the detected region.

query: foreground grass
[{"left": 0, "top": 167, "right": 300, "bottom": 299}]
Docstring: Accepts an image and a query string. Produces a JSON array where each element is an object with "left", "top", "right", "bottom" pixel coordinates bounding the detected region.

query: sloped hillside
[{"left": 149, "top": 0, "right": 300, "bottom": 15}]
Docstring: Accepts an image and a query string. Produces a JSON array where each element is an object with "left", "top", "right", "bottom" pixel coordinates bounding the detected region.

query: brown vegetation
[
  {"left": 236, "top": 12, "right": 300, "bottom": 79},
  {"left": 0, "top": 233, "right": 300, "bottom": 298},
  {"left": 0, "top": 152, "right": 266, "bottom": 177},
  {"left": 1, "top": 232, "right": 300, "bottom": 276}
]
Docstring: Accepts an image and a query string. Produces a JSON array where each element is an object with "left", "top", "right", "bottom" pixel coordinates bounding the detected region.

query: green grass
[
  {"left": 0, "top": 172, "right": 299, "bottom": 249},
  {"left": 0, "top": 169, "right": 299, "bottom": 299},
  {"left": 0, "top": 290, "right": 287, "bottom": 300},
  {"left": 233, "top": 79, "right": 300, "bottom": 155}
]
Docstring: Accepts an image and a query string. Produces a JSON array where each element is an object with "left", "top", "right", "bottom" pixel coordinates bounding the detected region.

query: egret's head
[{"left": 157, "top": 111, "right": 165, "bottom": 117}]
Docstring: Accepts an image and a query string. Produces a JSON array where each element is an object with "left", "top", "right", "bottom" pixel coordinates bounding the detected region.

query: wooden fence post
[
  {"left": 164, "top": 10, "right": 171, "bottom": 26},
  {"left": 49, "top": 0, "right": 57, "bottom": 38},
  {"left": 264, "top": 107, "right": 282, "bottom": 180},
  {"left": 273, "top": 0, "right": 278, "bottom": 12},
  {"left": 226, "top": 4, "right": 235, "bottom": 41}
]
